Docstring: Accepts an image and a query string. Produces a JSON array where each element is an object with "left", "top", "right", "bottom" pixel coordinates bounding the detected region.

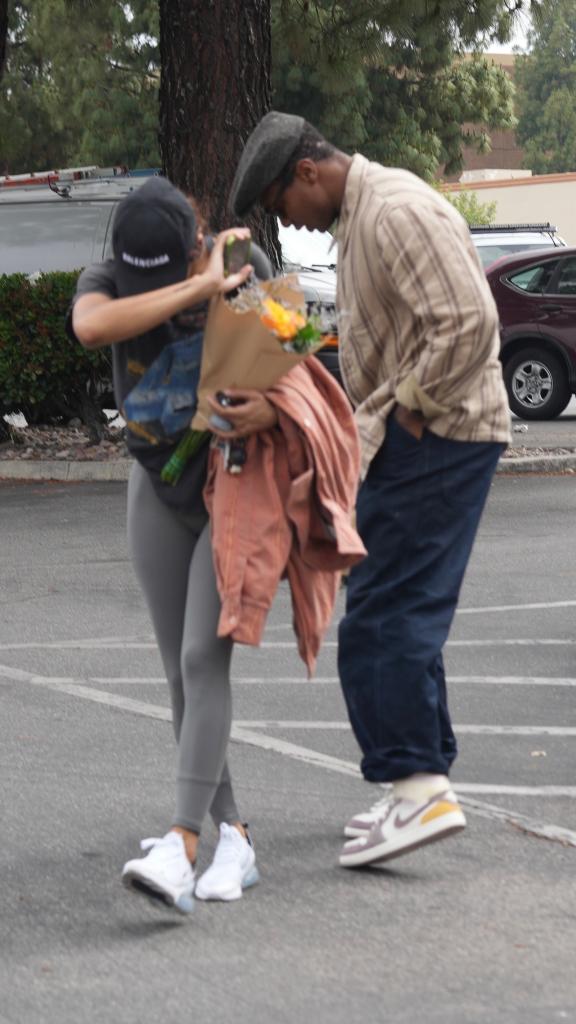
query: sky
[{"left": 484, "top": 9, "right": 532, "bottom": 53}]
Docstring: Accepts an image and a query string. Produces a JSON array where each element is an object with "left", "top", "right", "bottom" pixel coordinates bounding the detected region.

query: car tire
[{"left": 503, "top": 347, "right": 571, "bottom": 420}]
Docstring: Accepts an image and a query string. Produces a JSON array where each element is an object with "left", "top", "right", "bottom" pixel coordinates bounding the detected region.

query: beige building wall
[{"left": 444, "top": 173, "right": 576, "bottom": 245}]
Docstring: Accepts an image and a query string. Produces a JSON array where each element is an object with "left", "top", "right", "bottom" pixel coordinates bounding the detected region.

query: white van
[
  {"left": 0, "top": 167, "right": 336, "bottom": 281},
  {"left": 0, "top": 170, "right": 155, "bottom": 275}
]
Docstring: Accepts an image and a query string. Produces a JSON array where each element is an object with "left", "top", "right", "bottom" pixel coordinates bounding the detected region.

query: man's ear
[{"left": 294, "top": 158, "right": 319, "bottom": 185}]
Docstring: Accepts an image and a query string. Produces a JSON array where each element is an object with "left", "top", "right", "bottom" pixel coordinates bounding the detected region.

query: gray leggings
[{"left": 127, "top": 461, "right": 239, "bottom": 834}]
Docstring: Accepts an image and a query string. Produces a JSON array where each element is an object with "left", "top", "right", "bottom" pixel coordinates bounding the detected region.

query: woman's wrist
[{"left": 182, "top": 269, "right": 220, "bottom": 304}]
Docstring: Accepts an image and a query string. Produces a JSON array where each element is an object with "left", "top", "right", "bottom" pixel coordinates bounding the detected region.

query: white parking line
[
  {"left": 233, "top": 728, "right": 576, "bottom": 847},
  {"left": 0, "top": 641, "right": 158, "bottom": 650},
  {"left": 447, "top": 639, "right": 576, "bottom": 647},
  {"left": 3, "top": 670, "right": 576, "bottom": 692},
  {"left": 457, "top": 599, "right": 576, "bottom": 615},
  {"left": 2, "top": 612, "right": 576, "bottom": 651},
  {"left": 2, "top": 660, "right": 576, "bottom": 849},
  {"left": 231, "top": 675, "right": 576, "bottom": 687},
  {"left": 233, "top": 720, "right": 576, "bottom": 736},
  {"left": 234, "top": 675, "right": 576, "bottom": 687},
  {"left": 6, "top": 674, "right": 575, "bottom": 688},
  {"left": 0, "top": 669, "right": 174, "bottom": 721},
  {"left": 1, "top": 638, "right": 576, "bottom": 651},
  {"left": 232, "top": 727, "right": 576, "bottom": 799}
]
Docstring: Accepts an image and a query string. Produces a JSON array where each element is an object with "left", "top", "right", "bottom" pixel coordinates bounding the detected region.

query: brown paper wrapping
[{"left": 191, "top": 276, "right": 325, "bottom": 430}]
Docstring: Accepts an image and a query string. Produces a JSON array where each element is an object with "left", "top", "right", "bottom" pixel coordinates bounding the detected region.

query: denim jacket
[{"left": 123, "top": 331, "right": 203, "bottom": 441}]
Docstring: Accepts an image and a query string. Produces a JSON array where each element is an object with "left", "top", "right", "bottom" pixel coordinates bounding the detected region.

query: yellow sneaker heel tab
[{"left": 421, "top": 801, "right": 460, "bottom": 825}]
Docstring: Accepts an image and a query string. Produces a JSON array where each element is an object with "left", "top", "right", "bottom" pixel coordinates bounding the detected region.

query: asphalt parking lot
[
  {"left": 0, "top": 460, "right": 575, "bottom": 1024},
  {"left": 510, "top": 397, "right": 576, "bottom": 449}
]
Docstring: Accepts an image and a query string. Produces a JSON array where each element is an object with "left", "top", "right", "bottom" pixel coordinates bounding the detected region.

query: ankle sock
[{"left": 392, "top": 773, "right": 452, "bottom": 803}]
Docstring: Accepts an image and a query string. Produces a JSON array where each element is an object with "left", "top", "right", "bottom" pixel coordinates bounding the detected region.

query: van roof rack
[
  {"left": 0, "top": 166, "right": 160, "bottom": 192},
  {"left": 0, "top": 166, "right": 134, "bottom": 189},
  {"left": 469, "top": 223, "right": 558, "bottom": 233}
]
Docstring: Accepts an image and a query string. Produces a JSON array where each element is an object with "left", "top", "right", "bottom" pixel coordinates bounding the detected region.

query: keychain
[{"left": 210, "top": 392, "right": 247, "bottom": 474}]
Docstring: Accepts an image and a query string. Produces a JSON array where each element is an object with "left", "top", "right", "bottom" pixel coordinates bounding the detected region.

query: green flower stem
[{"left": 161, "top": 429, "right": 210, "bottom": 486}]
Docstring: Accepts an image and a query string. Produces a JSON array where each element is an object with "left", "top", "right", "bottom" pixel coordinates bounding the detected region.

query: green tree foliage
[
  {"left": 0, "top": 0, "right": 160, "bottom": 172},
  {"left": 1, "top": 1, "right": 546, "bottom": 180},
  {"left": 438, "top": 186, "right": 497, "bottom": 225},
  {"left": 515, "top": 0, "right": 576, "bottom": 173},
  {"left": 272, "top": 0, "right": 542, "bottom": 178}
]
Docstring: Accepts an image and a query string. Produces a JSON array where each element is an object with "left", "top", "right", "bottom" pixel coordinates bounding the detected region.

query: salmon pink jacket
[{"left": 203, "top": 357, "right": 367, "bottom": 676}]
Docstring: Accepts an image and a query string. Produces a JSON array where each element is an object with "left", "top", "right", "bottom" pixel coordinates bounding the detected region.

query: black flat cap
[{"left": 230, "top": 111, "right": 305, "bottom": 218}]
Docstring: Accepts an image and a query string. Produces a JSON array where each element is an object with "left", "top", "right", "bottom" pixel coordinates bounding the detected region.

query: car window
[
  {"left": 507, "top": 261, "right": 559, "bottom": 294},
  {"left": 549, "top": 256, "right": 576, "bottom": 296}
]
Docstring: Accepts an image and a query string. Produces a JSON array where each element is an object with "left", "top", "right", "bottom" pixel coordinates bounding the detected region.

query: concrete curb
[
  {"left": 496, "top": 454, "right": 576, "bottom": 474},
  {"left": 0, "top": 459, "right": 132, "bottom": 481},
  {"left": 1, "top": 453, "right": 576, "bottom": 482}
]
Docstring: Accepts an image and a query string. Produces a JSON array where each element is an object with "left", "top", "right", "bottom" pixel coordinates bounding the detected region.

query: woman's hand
[
  {"left": 206, "top": 389, "right": 278, "bottom": 439},
  {"left": 206, "top": 227, "right": 253, "bottom": 294}
]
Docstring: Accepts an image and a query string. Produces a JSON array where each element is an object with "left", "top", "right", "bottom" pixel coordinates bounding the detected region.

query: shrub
[
  {"left": 444, "top": 189, "right": 497, "bottom": 226},
  {"left": 433, "top": 180, "right": 497, "bottom": 226},
  {"left": 0, "top": 271, "right": 113, "bottom": 438}
]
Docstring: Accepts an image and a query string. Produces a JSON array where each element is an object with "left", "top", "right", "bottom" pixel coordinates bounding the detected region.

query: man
[{"left": 230, "top": 112, "right": 511, "bottom": 869}]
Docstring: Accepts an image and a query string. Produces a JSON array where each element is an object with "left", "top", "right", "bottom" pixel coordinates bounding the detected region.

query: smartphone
[
  {"left": 208, "top": 391, "right": 245, "bottom": 432},
  {"left": 224, "top": 235, "right": 252, "bottom": 276},
  {"left": 216, "top": 391, "right": 244, "bottom": 408}
]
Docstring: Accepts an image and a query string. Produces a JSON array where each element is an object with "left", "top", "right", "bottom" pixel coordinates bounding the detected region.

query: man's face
[{"left": 260, "top": 159, "right": 336, "bottom": 233}]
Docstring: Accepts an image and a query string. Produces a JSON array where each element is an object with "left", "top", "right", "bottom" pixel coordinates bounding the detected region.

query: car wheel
[{"left": 503, "top": 347, "right": 571, "bottom": 420}]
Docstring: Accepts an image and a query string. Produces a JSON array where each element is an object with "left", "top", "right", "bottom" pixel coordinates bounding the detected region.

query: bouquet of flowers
[
  {"left": 161, "top": 275, "right": 334, "bottom": 484},
  {"left": 191, "top": 273, "right": 332, "bottom": 430}
]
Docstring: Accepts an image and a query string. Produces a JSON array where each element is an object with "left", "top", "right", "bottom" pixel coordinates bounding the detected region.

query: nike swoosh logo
[{"left": 393, "top": 791, "right": 451, "bottom": 829}]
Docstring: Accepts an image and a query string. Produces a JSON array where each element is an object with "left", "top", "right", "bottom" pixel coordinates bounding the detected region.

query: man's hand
[
  {"left": 206, "top": 389, "right": 278, "bottom": 440},
  {"left": 393, "top": 402, "right": 427, "bottom": 440}
]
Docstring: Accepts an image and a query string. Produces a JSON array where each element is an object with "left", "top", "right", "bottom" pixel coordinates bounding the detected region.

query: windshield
[{"left": 278, "top": 222, "right": 337, "bottom": 270}]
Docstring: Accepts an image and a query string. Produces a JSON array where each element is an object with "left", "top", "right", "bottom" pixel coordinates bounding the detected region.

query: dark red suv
[{"left": 486, "top": 247, "right": 576, "bottom": 419}]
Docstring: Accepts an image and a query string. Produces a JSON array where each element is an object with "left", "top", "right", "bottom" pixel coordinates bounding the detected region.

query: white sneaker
[
  {"left": 344, "top": 788, "right": 393, "bottom": 837},
  {"left": 340, "top": 790, "right": 466, "bottom": 868},
  {"left": 121, "top": 831, "right": 195, "bottom": 914},
  {"left": 195, "top": 823, "right": 259, "bottom": 901}
]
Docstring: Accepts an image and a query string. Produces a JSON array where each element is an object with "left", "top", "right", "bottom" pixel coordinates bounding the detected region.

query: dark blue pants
[{"left": 338, "top": 418, "right": 505, "bottom": 783}]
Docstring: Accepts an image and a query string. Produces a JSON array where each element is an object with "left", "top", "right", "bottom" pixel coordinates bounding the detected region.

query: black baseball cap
[{"left": 112, "top": 176, "right": 197, "bottom": 296}]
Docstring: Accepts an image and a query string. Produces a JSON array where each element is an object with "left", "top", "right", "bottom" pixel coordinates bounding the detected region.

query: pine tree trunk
[{"left": 159, "top": 0, "right": 281, "bottom": 268}]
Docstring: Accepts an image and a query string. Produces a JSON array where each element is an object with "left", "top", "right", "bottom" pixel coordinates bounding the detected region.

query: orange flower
[{"left": 261, "top": 298, "right": 306, "bottom": 340}]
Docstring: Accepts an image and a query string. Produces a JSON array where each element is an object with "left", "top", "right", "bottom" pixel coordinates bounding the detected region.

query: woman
[{"left": 68, "top": 175, "right": 277, "bottom": 912}]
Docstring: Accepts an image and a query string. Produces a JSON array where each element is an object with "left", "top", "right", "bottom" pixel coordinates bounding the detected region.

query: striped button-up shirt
[{"left": 336, "top": 154, "right": 511, "bottom": 478}]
